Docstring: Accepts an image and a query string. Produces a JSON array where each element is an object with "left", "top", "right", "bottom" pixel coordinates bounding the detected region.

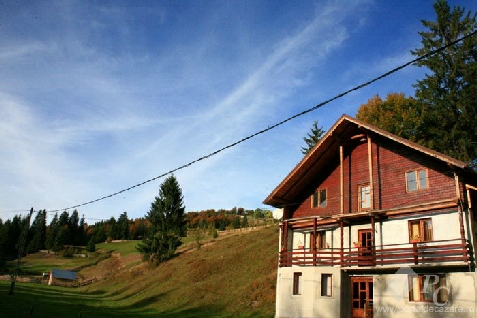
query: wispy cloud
[{"left": 0, "top": 0, "right": 392, "bottom": 220}]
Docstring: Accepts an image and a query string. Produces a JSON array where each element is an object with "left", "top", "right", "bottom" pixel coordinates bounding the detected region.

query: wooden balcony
[{"left": 279, "top": 239, "right": 470, "bottom": 268}]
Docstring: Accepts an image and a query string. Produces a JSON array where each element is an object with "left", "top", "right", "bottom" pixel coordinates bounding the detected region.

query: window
[
  {"left": 406, "top": 169, "right": 428, "bottom": 192},
  {"left": 409, "top": 218, "right": 433, "bottom": 242},
  {"left": 409, "top": 274, "right": 448, "bottom": 303},
  {"left": 310, "top": 231, "right": 327, "bottom": 250},
  {"left": 321, "top": 274, "right": 332, "bottom": 297},
  {"left": 358, "top": 184, "right": 371, "bottom": 211},
  {"left": 293, "top": 272, "right": 302, "bottom": 295},
  {"left": 312, "top": 189, "right": 327, "bottom": 208}
]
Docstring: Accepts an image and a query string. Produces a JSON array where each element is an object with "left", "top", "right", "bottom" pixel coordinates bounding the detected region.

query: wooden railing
[{"left": 279, "top": 239, "right": 470, "bottom": 267}]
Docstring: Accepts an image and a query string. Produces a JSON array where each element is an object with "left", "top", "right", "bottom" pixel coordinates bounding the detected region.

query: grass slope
[{"left": 0, "top": 226, "right": 278, "bottom": 317}]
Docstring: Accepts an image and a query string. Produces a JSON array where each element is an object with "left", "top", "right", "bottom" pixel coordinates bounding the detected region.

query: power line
[{"left": 6, "top": 29, "right": 477, "bottom": 215}]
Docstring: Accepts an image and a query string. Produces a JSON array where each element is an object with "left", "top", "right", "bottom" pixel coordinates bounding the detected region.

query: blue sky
[{"left": 1, "top": 0, "right": 476, "bottom": 223}]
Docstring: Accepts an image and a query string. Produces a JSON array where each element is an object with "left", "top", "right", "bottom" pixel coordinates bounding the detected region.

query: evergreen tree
[
  {"left": 137, "top": 175, "right": 185, "bottom": 264},
  {"left": 117, "top": 212, "right": 130, "bottom": 240},
  {"left": 46, "top": 213, "right": 59, "bottom": 251},
  {"left": 301, "top": 120, "right": 326, "bottom": 155},
  {"left": 0, "top": 219, "right": 13, "bottom": 258},
  {"left": 27, "top": 209, "right": 47, "bottom": 253},
  {"left": 68, "top": 210, "right": 80, "bottom": 245},
  {"left": 411, "top": 0, "right": 477, "bottom": 166},
  {"left": 78, "top": 215, "right": 86, "bottom": 246},
  {"left": 86, "top": 237, "right": 96, "bottom": 253}
]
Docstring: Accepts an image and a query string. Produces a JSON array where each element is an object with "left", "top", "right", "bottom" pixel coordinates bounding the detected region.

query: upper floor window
[
  {"left": 358, "top": 184, "right": 371, "bottom": 211},
  {"left": 409, "top": 218, "right": 433, "bottom": 242},
  {"left": 312, "top": 188, "right": 327, "bottom": 208},
  {"left": 406, "top": 169, "right": 428, "bottom": 192}
]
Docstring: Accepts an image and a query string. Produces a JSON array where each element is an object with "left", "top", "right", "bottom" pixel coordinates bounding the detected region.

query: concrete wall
[
  {"left": 276, "top": 268, "right": 476, "bottom": 318},
  {"left": 276, "top": 266, "right": 342, "bottom": 318},
  {"left": 374, "top": 271, "right": 477, "bottom": 318}
]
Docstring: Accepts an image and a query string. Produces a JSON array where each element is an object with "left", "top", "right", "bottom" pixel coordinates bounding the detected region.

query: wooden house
[{"left": 264, "top": 115, "right": 477, "bottom": 318}]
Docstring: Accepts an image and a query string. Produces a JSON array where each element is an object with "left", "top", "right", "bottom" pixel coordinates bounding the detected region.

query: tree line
[{"left": 0, "top": 205, "right": 273, "bottom": 263}]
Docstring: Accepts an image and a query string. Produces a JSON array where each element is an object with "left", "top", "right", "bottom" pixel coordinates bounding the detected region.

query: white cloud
[{"left": 0, "top": 0, "right": 379, "bottom": 221}]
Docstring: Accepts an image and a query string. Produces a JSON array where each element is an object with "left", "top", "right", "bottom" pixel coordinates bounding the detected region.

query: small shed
[{"left": 48, "top": 269, "right": 77, "bottom": 287}]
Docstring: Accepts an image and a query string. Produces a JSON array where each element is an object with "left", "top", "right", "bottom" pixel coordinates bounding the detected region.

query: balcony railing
[{"left": 279, "top": 239, "right": 470, "bottom": 268}]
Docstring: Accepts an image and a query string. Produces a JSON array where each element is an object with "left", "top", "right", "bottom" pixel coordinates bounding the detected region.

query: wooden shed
[{"left": 48, "top": 269, "right": 77, "bottom": 287}]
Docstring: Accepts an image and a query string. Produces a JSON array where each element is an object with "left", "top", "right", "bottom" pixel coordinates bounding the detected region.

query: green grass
[
  {"left": 6, "top": 252, "right": 106, "bottom": 275},
  {"left": 0, "top": 226, "right": 278, "bottom": 317},
  {"left": 96, "top": 240, "right": 140, "bottom": 256}
]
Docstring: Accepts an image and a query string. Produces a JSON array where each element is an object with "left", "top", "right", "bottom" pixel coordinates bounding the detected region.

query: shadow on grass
[{"left": 0, "top": 281, "right": 268, "bottom": 318}]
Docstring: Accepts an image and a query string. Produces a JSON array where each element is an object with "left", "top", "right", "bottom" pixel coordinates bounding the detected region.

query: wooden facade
[{"left": 265, "top": 115, "right": 477, "bottom": 318}]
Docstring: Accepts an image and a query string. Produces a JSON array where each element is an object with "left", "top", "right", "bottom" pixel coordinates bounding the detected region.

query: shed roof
[
  {"left": 51, "top": 269, "right": 76, "bottom": 281},
  {"left": 263, "top": 114, "right": 475, "bottom": 208}
]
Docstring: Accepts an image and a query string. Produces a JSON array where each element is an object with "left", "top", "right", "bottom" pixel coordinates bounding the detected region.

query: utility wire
[{"left": 12, "top": 29, "right": 477, "bottom": 214}]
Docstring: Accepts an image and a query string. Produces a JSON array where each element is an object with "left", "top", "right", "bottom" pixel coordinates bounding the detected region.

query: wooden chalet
[{"left": 264, "top": 115, "right": 477, "bottom": 318}]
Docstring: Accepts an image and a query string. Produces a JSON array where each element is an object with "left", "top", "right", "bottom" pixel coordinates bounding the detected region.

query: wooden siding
[{"left": 291, "top": 137, "right": 457, "bottom": 219}]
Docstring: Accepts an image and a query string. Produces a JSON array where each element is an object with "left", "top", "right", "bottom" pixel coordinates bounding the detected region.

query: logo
[{"left": 385, "top": 266, "right": 450, "bottom": 306}]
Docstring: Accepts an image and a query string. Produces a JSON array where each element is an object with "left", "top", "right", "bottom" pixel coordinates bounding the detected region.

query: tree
[
  {"left": 117, "top": 212, "right": 130, "bottom": 240},
  {"left": 137, "top": 175, "right": 185, "bottom": 263},
  {"left": 27, "top": 209, "right": 47, "bottom": 253},
  {"left": 46, "top": 212, "right": 59, "bottom": 251},
  {"left": 356, "top": 93, "right": 424, "bottom": 142},
  {"left": 86, "top": 237, "right": 96, "bottom": 253},
  {"left": 411, "top": 0, "right": 477, "bottom": 165},
  {"left": 68, "top": 209, "right": 80, "bottom": 245},
  {"left": 301, "top": 120, "right": 325, "bottom": 155}
]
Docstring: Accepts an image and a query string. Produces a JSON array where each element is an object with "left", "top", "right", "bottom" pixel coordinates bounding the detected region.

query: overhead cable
[{"left": 13, "top": 29, "right": 477, "bottom": 214}]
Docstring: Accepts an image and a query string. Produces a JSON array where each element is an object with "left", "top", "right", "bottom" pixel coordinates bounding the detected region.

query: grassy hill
[{"left": 0, "top": 226, "right": 278, "bottom": 317}]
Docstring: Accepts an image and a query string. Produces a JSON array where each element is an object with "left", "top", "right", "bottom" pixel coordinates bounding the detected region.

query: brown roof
[{"left": 263, "top": 114, "right": 474, "bottom": 207}]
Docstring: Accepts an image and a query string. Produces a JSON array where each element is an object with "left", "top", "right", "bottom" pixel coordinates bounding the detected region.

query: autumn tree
[
  {"left": 301, "top": 120, "right": 325, "bottom": 155},
  {"left": 356, "top": 93, "right": 423, "bottom": 142},
  {"left": 411, "top": 0, "right": 477, "bottom": 165},
  {"left": 137, "top": 175, "right": 185, "bottom": 263}
]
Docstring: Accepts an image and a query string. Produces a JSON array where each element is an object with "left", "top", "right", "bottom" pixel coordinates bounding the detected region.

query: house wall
[
  {"left": 290, "top": 210, "right": 465, "bottom": 253},
  {"left": 291, "top": 139, "right": 458, "bottom": 220},
  {"left": 376, "top": 141, "right": 457, "bottom": 210},
  {"left": 48, "top": 277, "right": 75, "bottom": 287},
  {"left": 373, "top": 271, "right": 477, "bottom": 318},
  {"left": 275, "top": 266, "right": 343, "bottom": 318}
]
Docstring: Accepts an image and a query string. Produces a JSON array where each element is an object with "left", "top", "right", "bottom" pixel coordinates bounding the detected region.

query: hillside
[{"left": 0, "top": 226, "right": 278, "bottom": 317}]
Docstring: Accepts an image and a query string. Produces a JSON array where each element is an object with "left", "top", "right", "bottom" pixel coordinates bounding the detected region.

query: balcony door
[
  {"left": 351, "top": 276, "right": 373, "bottom": 318},
  {"left": 358, "top": 229, "right": 373, "bottom": 266}
]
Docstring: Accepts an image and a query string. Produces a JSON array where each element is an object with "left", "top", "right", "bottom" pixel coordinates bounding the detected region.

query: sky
[{"left": 1, "top": 0, "right": 476, "bottom": 223}]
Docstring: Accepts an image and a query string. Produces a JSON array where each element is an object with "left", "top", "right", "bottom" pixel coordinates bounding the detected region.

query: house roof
[
  {"left": 51, "top": 269, "right": 76, "bottom": 281},
  {"left": 263, "top": 114, "right": 475, "bottom": 208}
]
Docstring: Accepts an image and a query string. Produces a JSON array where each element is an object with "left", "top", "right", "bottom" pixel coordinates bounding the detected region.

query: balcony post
[
  {"left": 413, "top": 242, "right": 418, "bottom": 265},
  {"left": 340, "top": 220, "right": 344, "bottom": 267},
  {"left": 371, "top": 216, "right": 376, "bottom": 266},
  {"left": 313, "top": 217, "right": 317, "bottom": 266}
]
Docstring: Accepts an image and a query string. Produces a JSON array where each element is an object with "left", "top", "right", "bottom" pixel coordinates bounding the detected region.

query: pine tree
[
  {"left": 46, "top": 213, "right": 59, "bottom": 251},
  {"left": 411, "top": 0, "right": 477, "bottom": 166},
  {"left": 27, "top": 209, "right": 47, "bottom": 253},
  {"left": 301, "top": 120, "right": 326, "bottom": 155},
  {"left": 137, "top": 175, "right": 185, "bottom": 263}
]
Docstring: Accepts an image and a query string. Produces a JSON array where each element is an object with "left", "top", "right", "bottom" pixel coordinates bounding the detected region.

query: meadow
[{"left": 0, "top": 226, "right": 278, "bottom": 317}]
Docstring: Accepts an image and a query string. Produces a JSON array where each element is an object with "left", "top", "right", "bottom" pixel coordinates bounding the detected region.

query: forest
[{"left": 0, "top": 207, "right": 274, "bottom": 266}]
